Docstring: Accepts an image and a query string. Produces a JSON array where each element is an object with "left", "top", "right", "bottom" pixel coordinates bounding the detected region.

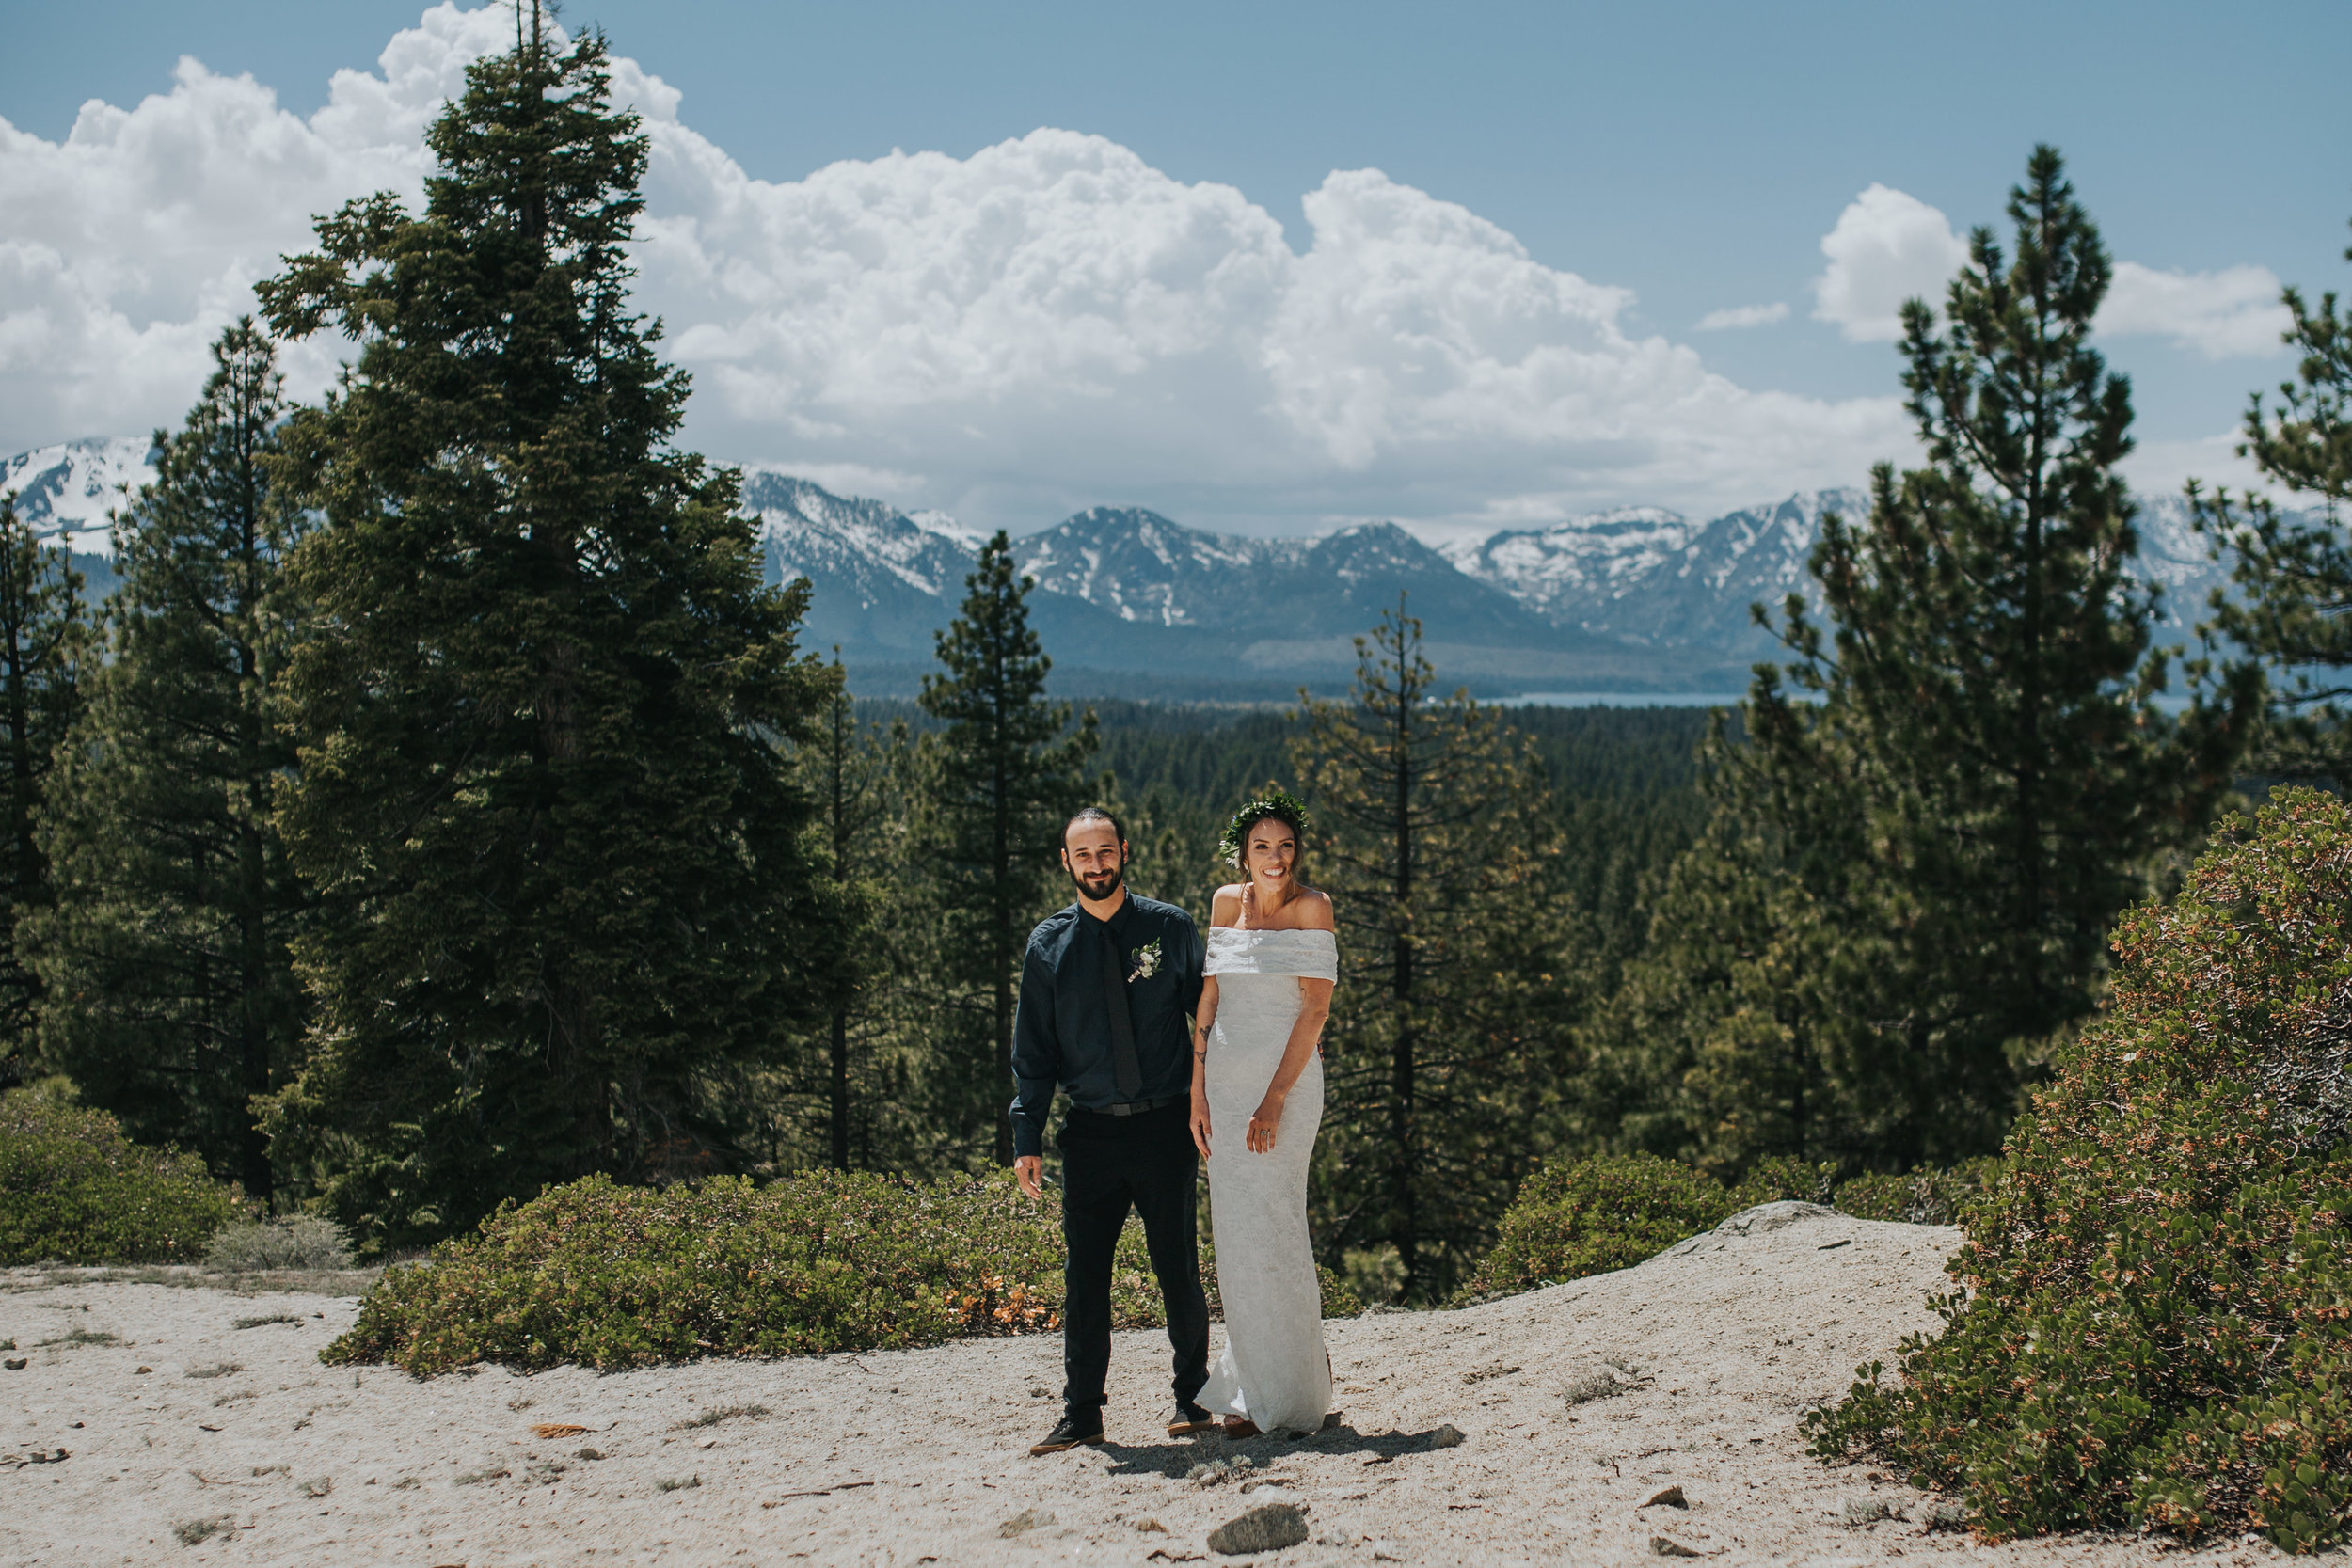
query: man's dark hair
[{"left": 1064, "top": 805, "right": 1126, "bottom": 847}]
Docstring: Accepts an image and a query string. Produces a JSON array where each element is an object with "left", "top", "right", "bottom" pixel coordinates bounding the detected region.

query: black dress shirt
[{"left": 1009, "top": 893, "right": 1205, "bottom": 1158}]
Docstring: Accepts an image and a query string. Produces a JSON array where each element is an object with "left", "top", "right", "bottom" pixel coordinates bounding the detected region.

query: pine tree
[
  {"left": 253, "top": 18, "right": 833, "bottom": 1246},
  {"left": 2190, "top": 214, "right": 2352, "bottom": 782},
  {"left": 1575, "top": 705, "right": 1879, "bottom": 1172},
  {"left": 803, "top": 661, "right": 907, "bottom": 1170},
  {"left": 26, "top": 322, "right": 307, "bottom": 1200},
  {"left": 1291, "top": 598, "right": 1577, "bottom": 1304},
  {"left": 914, "top": 533, "right": 1098, "bottom": 1167},
  {"left": 0, "top": 492, "right": 88, "bottom": 1089},
  {"left": 1600, "top": 148, "right": 2249, "bottom": 1173}
]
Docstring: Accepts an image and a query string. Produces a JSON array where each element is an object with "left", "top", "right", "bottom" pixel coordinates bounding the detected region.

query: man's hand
[{"left": 1015, "top": 1154, "right": 1044, "bottom": 1198}]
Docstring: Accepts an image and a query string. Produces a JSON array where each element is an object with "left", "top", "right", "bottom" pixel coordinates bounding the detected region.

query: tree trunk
[
  {"left": 828, "top": 701, "right": 853, "bottom": 1172},
  {"left": 2017, "top": 294, "right": 2048, "bottom": 1037},
  {"left": 1, "top": 543, "right": 35, "bottom": 1047},
  {"left": 232, "top": 418, "right": 273, "bottom": 1204},
  {"left": 235, "top": 635, "right": 272, "bottom": 1204},
  {"left": 830, "top": 1007, "right": 850, "bottom": 1171},
  {"left": 236, "top": 805, "right": 272, "bottom": 1204},
  {"left": 993, "top": 724, "right": 1014, "bottom": 1167},
  {"left": 1389, "top": 633, "right": 1419, "bottom": 1295}
]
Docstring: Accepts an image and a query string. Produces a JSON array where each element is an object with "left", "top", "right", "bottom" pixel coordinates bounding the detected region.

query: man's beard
[{"left": 1071, "top": 861, "right": 1124, "bottom": 899}]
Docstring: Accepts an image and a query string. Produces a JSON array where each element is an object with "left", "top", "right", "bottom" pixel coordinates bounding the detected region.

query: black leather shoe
[
  {"left": 1028, "top": 1411, "right": 1106, "bottom": 1455},
  {"left": 1166, "top": 1400, "right": 1217, "bottom": 1436}
]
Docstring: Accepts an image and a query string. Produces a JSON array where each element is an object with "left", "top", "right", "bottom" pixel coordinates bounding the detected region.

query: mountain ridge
[{"left": 6, "top": 437, "right": 2249, "bottom": 694}]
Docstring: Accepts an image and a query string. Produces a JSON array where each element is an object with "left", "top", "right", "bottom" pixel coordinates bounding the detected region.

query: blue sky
[{"left": 3, "top": 1, "right": 2346, "bottom": 533}]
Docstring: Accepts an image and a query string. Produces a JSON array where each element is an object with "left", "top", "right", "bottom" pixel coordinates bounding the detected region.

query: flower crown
[{"left": 1218, "top": 786, "right": 1311, "bottom": 870}]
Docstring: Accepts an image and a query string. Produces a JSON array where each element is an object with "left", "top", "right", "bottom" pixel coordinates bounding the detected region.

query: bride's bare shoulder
[
  {"left": 1209, "top": 884, "right": 1248, "bottom": 927},
  {"left": 1294, "top": 888, "right": 1336, "bottom": 931}
]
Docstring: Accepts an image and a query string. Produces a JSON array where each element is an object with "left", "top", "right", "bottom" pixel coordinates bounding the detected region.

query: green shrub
[
  {"left": 1454, "top": 1148, "right": 1997, "bottom": 1307},
  {"left": 1449, "top": 1153, "right": 1743, "bottom": 1305},
  {"left": 0, "top": 1086, "right": 243, "bottom": 1264},
  {"left": 1804, "top": 789, "right": 2352, "bottom": 1554},
  {"left": 204, "top": 1215, "right": 357, "bottom": 1272},
  {"left": 326, "top": 1167, "right": 1359, "bottom": 1375},
  {"left": 1731, "top": 1155, "right": 1839, "bottom": 1210},
  {"left": 1830, "top": 1161, "right": 1998, "bottom": 1226}
]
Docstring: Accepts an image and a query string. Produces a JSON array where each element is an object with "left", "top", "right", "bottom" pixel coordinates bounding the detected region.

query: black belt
[{"left": 1094, "top": 1094, "right": 1184, "bottom": 1117}]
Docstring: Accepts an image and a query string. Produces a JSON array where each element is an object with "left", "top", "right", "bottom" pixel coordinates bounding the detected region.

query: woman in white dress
[{"left": 1188, "top": 788, "right": 1338, "bottom": 1437}]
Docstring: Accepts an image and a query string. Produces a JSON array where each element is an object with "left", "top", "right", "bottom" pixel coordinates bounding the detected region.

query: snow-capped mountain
[
  {"left": 1013, "top": 506, "right": 1263, "bottom": 626},
  {"left": 1444, "top": 491, "right": 1860, "bottom": 652},
  {"left": 3, "top": 438, "right": 2268, "bottom": 691},
  {"left": 1010, "top": 507, "right": 1550, "bottom": 641},
  {"left": 2130, "top": 491, "right": 2235, "bottom": 627},
  {"left": 738, "top": 471, "right": 983, "bottom": 657},
  {"left": 738, "top": 481, "right": 1570, "bottom": 676},
  {"left": 1443, "top": 485, "right": 2239, "bottom": 657},
  {"left": 1, "top": 437, "right": 156, "bottom": 550}
]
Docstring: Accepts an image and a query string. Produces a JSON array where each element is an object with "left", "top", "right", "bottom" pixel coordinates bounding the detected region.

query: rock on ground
[{"left": 1207, "top": 1500, "right": 1308, "bottom": 1554}]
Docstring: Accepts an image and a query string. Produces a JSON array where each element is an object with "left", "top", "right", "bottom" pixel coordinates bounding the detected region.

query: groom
[{"left": 1011, "top": 806, "right": 1216, "bottom": 1455}]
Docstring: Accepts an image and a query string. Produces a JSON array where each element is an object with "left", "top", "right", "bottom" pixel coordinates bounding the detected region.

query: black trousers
[{"left": 1057, "top": 1101, "right": 1211, "bottom": 1417}]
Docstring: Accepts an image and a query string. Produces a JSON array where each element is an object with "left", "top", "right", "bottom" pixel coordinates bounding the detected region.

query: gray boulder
[{"left": 1208, "top": 1502, "right": 1309, "bottom": 1555}]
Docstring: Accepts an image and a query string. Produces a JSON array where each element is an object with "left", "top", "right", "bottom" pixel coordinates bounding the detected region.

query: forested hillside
[{"left": 861, "top": 697, "right": 1713, "bottom": 999}]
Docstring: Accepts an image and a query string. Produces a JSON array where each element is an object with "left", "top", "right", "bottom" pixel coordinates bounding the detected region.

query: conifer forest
[{"left": 10, "top": 25, "right": 2352, "bottom": 1313}]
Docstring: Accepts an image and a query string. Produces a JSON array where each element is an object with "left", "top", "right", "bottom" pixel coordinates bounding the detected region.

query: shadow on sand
[{"left": 1096, "top": 1421, "right": 1459, "bottom": 1479}]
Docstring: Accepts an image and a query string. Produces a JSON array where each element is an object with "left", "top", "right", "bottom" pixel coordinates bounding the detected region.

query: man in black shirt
[{"left": 1012, "top": 806, "right": 1216, "bottom": 1454}]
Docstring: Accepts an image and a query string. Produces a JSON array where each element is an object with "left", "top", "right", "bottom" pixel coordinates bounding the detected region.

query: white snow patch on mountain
[
  {"left": 1, "top": 437, "right": 155, "bottom": 551},
  {"left": 1014, "top": 507, "right": 1302, "bottom": 626}
]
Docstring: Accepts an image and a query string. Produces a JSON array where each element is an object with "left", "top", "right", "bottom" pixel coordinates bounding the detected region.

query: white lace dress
[{"left": 1198, "top": 926, "right": 1337, "bottom": 1433}]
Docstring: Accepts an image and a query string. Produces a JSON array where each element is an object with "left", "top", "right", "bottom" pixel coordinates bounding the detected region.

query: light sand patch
[{"left": 0, "top": 1210, "right": 2283, "bottom": 1565}]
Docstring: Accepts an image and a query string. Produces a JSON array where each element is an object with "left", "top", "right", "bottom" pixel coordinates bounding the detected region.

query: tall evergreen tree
[
  {"left": 0, "top": 491, "right": 87, "bottom": 1089},
  {"left": 914, "top": 533, "right": 1097, "bottom": 1166},
  {"left": 2190, "top": 214, "right": 2352, "bottom": 782},
  {"left": 1575, "top": 705, "right": 1879, "bottom": 1171},
  {"left": 1292, "top": 599, "right": 1576, "bottom": 1304},
  {"left": 27, "top": 322, "right": 307, "bottom": 1200},
  {"left": 1596, "top": 148, "right": 2249, "bottom": 1174},
  {"left": 254, "top": 18, "right": 832, "bottom": 1246},
  {"left": 803, "top": 661, "right": 907, "bottom": 1170}
]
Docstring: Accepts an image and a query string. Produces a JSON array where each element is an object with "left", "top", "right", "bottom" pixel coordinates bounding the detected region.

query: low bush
[
  {"left": 204, "top": 1215, "right": 357, "bottom": 1273},
  {"left": 1804, "top": 790, "right": 2352, "bottom": 1554},
  {"left": 1449, "top": 1147, "right": 1797, "bottom": 1307},
  {"left": 1829, "top": 1161, "right": 1998, "bottom": 1227},
  {"left": 1453, "top": 1148, "right": 1989, "bottom": 1306},
  {"left": 1451, "top": 1152, "right": 1749, "bottom": 1305},
  {"left": 327, "top": 1167, "right": 1359, "bottom": 1375},
  {"left": 0, "top": 1086, "right": 243, "bottom": 1264}
]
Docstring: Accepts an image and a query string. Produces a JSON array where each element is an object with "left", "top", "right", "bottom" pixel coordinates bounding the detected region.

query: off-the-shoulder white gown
[{"left": 1198, "top": 926, "right": 1338, "bottom": 1433}]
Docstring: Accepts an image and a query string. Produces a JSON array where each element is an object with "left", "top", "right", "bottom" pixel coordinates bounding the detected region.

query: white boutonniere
[{"left": 1128, "top": 938, "right": 1164, "bottom": 983}]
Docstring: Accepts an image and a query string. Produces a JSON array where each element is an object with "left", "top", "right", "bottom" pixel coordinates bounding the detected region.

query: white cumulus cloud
[
  {"left": 1811, "top": 183, "right": 2293, "bottom": 363},
  {"left": 0, "top": 5, "right": 509, "bottom": 446},
  {"left": 0, "top": 3, "right": 1915, "bottom": 533},
  {"left": 2098, "top": 261, "right": 2291, "bottom": 358},
  {"left": 1695, "top": 301, "right": 1789, "bottom": 331},
  {"left": 1810, "top": 183, "right": 1971, "bottom": 342},
  {"left": 2119, "top": 430, "right": 2268, "bottom": 501}
]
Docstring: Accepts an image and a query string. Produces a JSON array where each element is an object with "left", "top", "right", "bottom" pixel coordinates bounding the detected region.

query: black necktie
[{"left": 1097, "top": 918, "right": 1144, "bottom": 1100}]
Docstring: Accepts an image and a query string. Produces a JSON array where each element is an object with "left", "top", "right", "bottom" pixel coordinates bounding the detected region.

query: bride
[{"left": 1189, "top": 788, "right": 1338, "bottom": 1437}]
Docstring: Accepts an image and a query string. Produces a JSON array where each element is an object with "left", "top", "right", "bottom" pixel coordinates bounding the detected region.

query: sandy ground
[{"left": 0, "top": 1203, "right": 2302, "bottom": 1567}]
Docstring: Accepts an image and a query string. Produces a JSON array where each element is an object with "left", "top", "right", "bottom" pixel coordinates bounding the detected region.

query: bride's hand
[
  {"left": 1246, "top": 1090, "right": 1286, "bottom": 1153},
  {"left": 1189, "top": 1087, "right": 1213, "bottom": 1160}
]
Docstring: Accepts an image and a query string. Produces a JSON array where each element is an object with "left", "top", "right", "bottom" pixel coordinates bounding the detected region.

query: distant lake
[
  {"left": 1496, "top": 689, "right": 2201, "bottom": 712},
  {"left": 1494, "top": 691, "right": 1746, "bottom": 709}
]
